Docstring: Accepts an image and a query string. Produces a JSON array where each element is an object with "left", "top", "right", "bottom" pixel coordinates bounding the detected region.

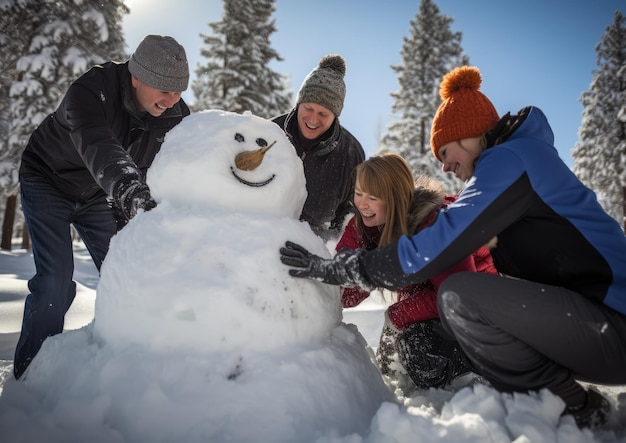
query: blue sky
[{"left": 122, "top": 0, "right": 623, "bottom": 167}]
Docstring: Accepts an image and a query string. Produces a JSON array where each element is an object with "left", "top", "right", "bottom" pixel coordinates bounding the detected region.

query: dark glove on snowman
[
  {"left": 279, "top": 241, "right": 373, "bottom": 289},
  {"left": 113, "top": 176, "right": 157, "bottom": 221}
]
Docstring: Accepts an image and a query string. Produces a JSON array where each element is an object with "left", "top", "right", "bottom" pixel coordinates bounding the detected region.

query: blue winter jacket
[{"left": 362, "top": 106, "right": 626, "bottom": 315}]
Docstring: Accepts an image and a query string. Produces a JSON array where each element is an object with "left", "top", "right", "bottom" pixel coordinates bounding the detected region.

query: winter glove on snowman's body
[
  {"left": 112, "top": 176, "right": 157, "bottom": 221},
  {"left": 279, "top": 241, "right": 374, "bottom": 289},
  {"left": 280, "top": 239, "right": 419, "bottom": 292}
]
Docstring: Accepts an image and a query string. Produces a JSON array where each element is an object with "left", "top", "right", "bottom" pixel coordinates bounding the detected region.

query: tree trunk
[{"left": 1, "top": 194, "right": 17, "bottom": 251}]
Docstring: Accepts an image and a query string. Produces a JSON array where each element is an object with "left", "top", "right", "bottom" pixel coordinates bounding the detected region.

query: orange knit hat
[{"left": 430, "top": 66, "right": 499, "bottom": 161}]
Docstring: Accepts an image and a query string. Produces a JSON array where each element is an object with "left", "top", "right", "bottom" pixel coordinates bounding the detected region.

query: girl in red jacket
[{"left": 336, "top": 153, "right": 496, "bottom": 390}]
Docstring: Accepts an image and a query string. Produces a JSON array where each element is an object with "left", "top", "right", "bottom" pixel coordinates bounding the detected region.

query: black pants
[
  {"left": 438, "top": 272, "right": 626, "bottom": 407},
  {"left": 15, "top": 179, "right": 117, "bottom": 379}
]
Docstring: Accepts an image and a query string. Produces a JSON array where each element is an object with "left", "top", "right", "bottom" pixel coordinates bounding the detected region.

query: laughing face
[
  {"left": 438, "top": 136, "right": 483, "bottom": 182},
  {"left": 296, "top": 102, "right": 335, "bottom": 140},
  {"left": 131, "top": 76, "right": 182, "bottom": 117},
  {"left": 353, "top": 182, "right": 387, "bottom": 228}
]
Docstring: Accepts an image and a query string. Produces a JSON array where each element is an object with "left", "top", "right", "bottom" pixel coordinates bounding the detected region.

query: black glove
[
  {"left": 113, "top": 178, "right": 157, "bottom": 221},
  {"left": 279, "top": 241, "right": 373, "bottom": 288},
  {"left": 108, "top": 198, "right": 130, "bottom": 231}
]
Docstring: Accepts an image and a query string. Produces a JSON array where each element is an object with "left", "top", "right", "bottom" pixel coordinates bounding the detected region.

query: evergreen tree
[
  {"left": 572, "top": 11, "right": 626, "bottom": 230},
  {"left": 1, "top": 0, "right": 128, "bottom": 198},
  {"left": 0, "top": 1, "right": 33, "bottom": 248},
  {"left": 0, "top": 0, "right": 35, "bottom": 200},
  {"left": 192, "top": 0, "right": 292, "bottom": 118},
  {"left": 379, "top": 0, "right": 468, "bottom": 194},
  {"left": 0, "top": 0, "right": 127, "bottom": 249}
]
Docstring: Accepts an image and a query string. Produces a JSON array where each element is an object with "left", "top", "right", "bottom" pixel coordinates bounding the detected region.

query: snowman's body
[{"left": 95, "top": 110, "right": 341, "bottom": 354}]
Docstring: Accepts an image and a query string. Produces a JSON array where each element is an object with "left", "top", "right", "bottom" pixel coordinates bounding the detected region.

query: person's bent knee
[
  {"left": 438, "top": 272, "right": 474, "bottom": 315},
  {"left": 439, "top": 271, "right": 479, "bottom": 294},
  {"left": 438, "top": 271, "right": 499, "bottom": 310},
  {"left": 437, "top": 271, "right": 498, "bottom": 333}
]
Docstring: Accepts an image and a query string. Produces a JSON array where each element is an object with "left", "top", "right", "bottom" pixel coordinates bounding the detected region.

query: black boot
[
  {"left": 565, "top": 388, "right": 611, "bottom": 429},
  {"left": 396, "top": 319, "right": 475, "bottom": 389}
]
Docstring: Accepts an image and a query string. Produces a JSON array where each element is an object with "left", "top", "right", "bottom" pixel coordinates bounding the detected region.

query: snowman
[
  {"left": 82, "top": 110, "right": 393, "bottom": 442},
  {"left": 94, "top": 109, "right": 343, "bottom": 355},
  {"left": 0, "top": 110, "right": 394, "bottom": 442}
]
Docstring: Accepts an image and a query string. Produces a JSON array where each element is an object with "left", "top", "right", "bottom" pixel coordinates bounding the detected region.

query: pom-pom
[
  {"left": 440, "top": 66, "right": 482, "bottom": 100},
  {"left": 318, "top": 54, "right": 346, "bottom": 76}
]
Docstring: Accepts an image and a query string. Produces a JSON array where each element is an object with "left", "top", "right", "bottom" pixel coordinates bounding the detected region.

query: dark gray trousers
[{"left": 438, "top": 272, "right": 626, "bottom": 407}]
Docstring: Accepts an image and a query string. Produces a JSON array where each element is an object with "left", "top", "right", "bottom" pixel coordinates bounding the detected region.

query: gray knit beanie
[
  {"left": 129, "top": 35, "right": 189, "bottom": 92},
  {"left": 296, "top": 54, "right": 346, "bottom": 117}
]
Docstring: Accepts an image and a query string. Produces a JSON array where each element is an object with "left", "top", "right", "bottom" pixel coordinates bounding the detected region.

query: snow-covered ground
[{"left": 2, "top": 243, "right": 626, "bottom": 442}]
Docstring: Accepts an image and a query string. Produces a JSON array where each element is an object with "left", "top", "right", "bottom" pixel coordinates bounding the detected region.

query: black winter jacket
[
  {"left": 273, "top": 109, "right": 365, "bottom": 237},
  {"left": 19, "top": 61, "right": 190, "bottom": 202}
]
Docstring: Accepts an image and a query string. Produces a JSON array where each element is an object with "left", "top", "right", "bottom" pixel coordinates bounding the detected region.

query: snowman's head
[{"left": 148, "top": 110, "right": 307, "bottom": 219}]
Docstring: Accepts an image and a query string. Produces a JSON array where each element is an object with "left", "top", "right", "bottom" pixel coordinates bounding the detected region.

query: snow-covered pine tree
[
  {"left": 3, "top": 0, "right": 128, "bottom": 196},
  {"left": 572, "top": 11, "right": 626, "bottom": 231},
  {"left": 378, "top": 0, "right": 469, "bottom": 194},
  {"left": 0, "top": 0, "right": 37, "bottom": 200},
  {"left": 0, "top": 0, "right": 128, "bottom": 248},
  {"left": 191, "top": 0, "right": 292, "bottom": 118},
  {"left": 0, "top": 0, "right": 35, "bottom": 249}
]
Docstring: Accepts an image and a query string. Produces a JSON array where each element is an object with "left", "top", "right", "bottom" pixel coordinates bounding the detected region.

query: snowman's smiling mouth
[{"left": 230, "top": 167, "right": 276, "bottom": 187}]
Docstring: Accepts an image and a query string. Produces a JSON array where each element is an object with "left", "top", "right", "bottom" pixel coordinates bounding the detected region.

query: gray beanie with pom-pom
[{"left": 296, "top": 54, "right": 346, "bottom": 117}]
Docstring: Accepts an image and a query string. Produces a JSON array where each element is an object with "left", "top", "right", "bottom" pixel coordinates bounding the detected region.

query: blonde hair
[{"left": 354, "top": 153, "right": 414, "bottom": 246}]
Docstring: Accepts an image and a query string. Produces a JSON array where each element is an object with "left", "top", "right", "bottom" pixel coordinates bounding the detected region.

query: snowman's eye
[
  {"left": 235, "top": 133, "right": 245, "bottom": 143},
  {"left": 256, "top": 138, "right": 267, "bottom": 147}
]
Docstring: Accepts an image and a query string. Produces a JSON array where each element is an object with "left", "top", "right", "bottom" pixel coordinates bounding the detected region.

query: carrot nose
[{"left": 234, "top": 140, "right": 276, "bottom": 171}]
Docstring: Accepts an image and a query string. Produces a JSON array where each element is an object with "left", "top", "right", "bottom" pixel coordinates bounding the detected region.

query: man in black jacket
[
  {"left": 273, "top": 54, "right": 365, "bottom": 241},
  {"left": 15, "top": 35, "right": 190, "bottom": 379}
]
